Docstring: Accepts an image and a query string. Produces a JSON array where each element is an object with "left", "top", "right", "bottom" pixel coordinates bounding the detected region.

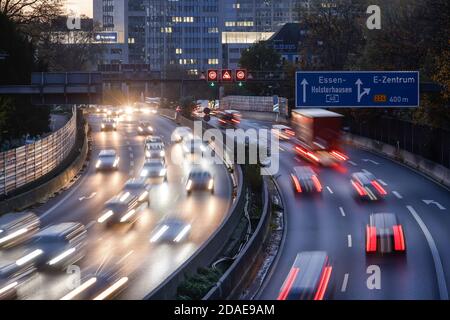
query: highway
[
  {"left": 0, "top": 111, "right": 233, "bottom": 300},
  {"left": 209, "top": 116, "right": 450, "bottom": 300}
]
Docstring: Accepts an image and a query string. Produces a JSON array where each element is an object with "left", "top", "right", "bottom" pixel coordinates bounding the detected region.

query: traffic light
[{"left": 207, "top": 69, "right": 218, "bottom": 88}]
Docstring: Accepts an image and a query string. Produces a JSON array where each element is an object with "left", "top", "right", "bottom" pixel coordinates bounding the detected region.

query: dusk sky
[{"left": 66, "top": 0, "right": 93, "bottom": 17}]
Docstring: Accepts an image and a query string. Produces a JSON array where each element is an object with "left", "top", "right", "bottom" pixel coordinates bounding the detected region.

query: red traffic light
[
  {"left": 235, "top": 69, "right": 247, "bottom": 82},
  {"left": 207, "top": 69, "right": 218, "bottom": 82},
  {"left": 221, "top": 69, "right": 233, "bottom": 82}
]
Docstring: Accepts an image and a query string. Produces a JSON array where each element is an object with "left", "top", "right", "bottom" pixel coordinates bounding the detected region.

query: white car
[
  {"left": 172, "top": 127, "right": 193, "bottom": 143},
  {"left": 96, "top": 150, "right": 120, "bottom": 171},
  {"left": 140, "top": 159, "right": 167, "bottom": 182}
]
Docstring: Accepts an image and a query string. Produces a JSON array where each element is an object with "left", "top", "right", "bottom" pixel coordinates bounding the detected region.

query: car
[
  {"left": 145, "top": 135, "right": 164, "bottom": 147},
  {"left": 290, "top": 166, "right": 322, "bottom": 193},
  {"left": 182, "top": 138, "right": 207, "bottom": 157},
  {"left": 140, "top": 159, "right": 167, "bottom": 182},
  {"left": 351, "top": 171, "right": 387, "bottom": 201},
  {"left": 149, "top": 218, "right": 191, "bottom": 244},
  {"left": 172, "top": 127, "right": 193, "bottom": 143},
  {"left": 101, "top": 118, "right": 117, "bottom": 131},
  {"left": 97, "top": 189, "right": 148, "bottom": 226},
  {"left": 122, "top": 178, "right": 150, "bottom": 204},
  {"left": 271, "top": 124, "right": 295, "bottom": 140},
  {"left": 186, "top": 169, "right": 214, "bottom": 194},
  {"left": 96, "top": 150, "right": 120, "bottom": 171},
  {"left": 145, "top": 143, "right": 166, "bottom": 161},
  {"left": 366, "top": 213, "right": 406, "bottom": 254},
  {"left": 0, "top": 212, "right": 40, "bottom": 248},
  {"left": 277, "top": 251, "right": 332, "bottom": 300},
  {"left": 137, "top": 121, "right": 154, "bottom": 135},
  {"left": 217, "top": 110, "right": 241, "bottom": 127},
  {"left": 61, "top": 267, "right": 129, "bottom": 300},
  {"left": 23, "top": 222, "right": 87, "bottom": 270},
  {"left": 0, "top": 261, "right": 37, "bottom": 300}
]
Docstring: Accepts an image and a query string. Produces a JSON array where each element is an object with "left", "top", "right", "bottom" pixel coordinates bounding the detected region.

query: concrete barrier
[
  {"left": 0, "top": 123, "right": 89, "bottom": 214},
  {"left": 204, "top": 180, "right": 271, "bottom": 300},
  {"left": 345, "top": 133, "right": 450, "bottom": 188}
]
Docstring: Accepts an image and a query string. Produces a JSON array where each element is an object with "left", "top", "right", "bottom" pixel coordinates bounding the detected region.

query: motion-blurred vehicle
[
  {"left": 122, "top": 178, "right": 150, "bottom": 203},
  {"left": 149, "top": 218, "right": 191, "bottom": 244},
  {"left": 97, "top": 188, "right": 149, "bottom": 226},
  {"left": 271, "top": 124, "right": 295, "bottom": 141},
  {"left": 145, "top": 143, "right": 165, "bottom": 161},
  {"left": 217, "top": 110, "right": 241, "bottom": 127},
  {"left": 0, "top": 262, "right": 36, "bottom": 300},
  {"left": 186, "top": 169, "right": 214, "bottom": 194},
  {"left": 182, "top": 138, "right": 207, "bottom": 158},
  {"left": 291, "top": 109, "right": 348, "bottom": 166},
  {"left": 96, "top": 150, "right": 120, "bottom": 171},
  {"left": 145, "top": 135, "right": 165, "bottom": 147},
  {"left": 366, "top": 213, "right": 406, "bottom": 254},
  {"left": 101, "top": 118, "right": 117, "bottom": 131},
  {"left": 140, "top": 159, "right": 167, "bottom": 182},
  {"left": 24, "top": 222, "right": 87, "bottom": 270},
  {"left": 172, "top": 126, "right": 193, "bottom": 143},
  {"left": 277, "top": 251, "right": 332, "bottom": 300},
  {"left": 0, "top": 212, "right": 40, "bottom": 248},
  {"left": 351, "top": 171, "right": 387, "bottom": 201},
  {"left": 61, "top": 267, "right": 129, "bottom": 300},
  {"left": 137, "top": 121, "right": 154, "bottom": 135},
  {"left": 290, "top": 166, "right": 322, "bottom": 193}
]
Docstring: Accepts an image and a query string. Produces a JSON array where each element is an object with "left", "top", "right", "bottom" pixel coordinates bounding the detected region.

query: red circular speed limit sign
[{"left": 207, "top": 70, "right": 218, "bottom": 81}]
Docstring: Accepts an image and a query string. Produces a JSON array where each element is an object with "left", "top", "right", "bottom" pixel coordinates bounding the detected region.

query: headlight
[
  {"left": 138, "top": 127, "right": 143, "bottom": 132},
  {"left": 148, "top": 126, "right": 153, "bottom": 132},
  {"left": 113, "top": 123, "right": 116, "bottom": 128},
  {"left": 113, "top": 158, "right": 120, "bottom": 167},
  {"left": 159, "top": 168, "right": 167, "bottom": 176},
  {"left": 0, "top": 227, "right": 29, "bottom": 245},
  {"left": 120, "top": 209, "right": 137, "bottom": 223},
  {"left": 48, "top": 248, "right": 76, "bottom": 266},
  {"left": 138, "top": 191, "right": 149, "bottom": 202},
  {"left": 140, "top": 169, "right": 148, "bottom": 177},
  {"left": 96, "top": 160, "right": 101, "bottom": 168},
  {"left": 101, "top": 124, "right": 105, "bottom": 129},
  {"left": 208, "top": 179, "right": 214, "bottom": 190},
  {"left": 143, "top": 109, "right": 151, "bottom": 114},
  {"left": 200, "top": 145, "right": 206, "bottom": 152},
  {"left": 186, "top": 180, "right": 192, "bottom": 191},
  {"left": 98, "top": 210, "right": 114, "bottom": 223},
  {"left": 160, "top": 150, "right": 165, "bottom": 157},
  {"left": 145, "top": 150, "right": 151, "bottom": 157}
]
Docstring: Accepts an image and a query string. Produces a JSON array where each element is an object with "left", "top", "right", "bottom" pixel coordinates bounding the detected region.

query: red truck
[{"left": 291, "top": 109, "right": 348, "bottom": 166}]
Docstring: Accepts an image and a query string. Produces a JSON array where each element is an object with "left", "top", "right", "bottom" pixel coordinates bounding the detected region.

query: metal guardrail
[{"left": 0, "top": 109, "right": 77, "bottom": 196}]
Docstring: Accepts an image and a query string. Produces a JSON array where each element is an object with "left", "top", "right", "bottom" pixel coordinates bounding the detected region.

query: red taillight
[
  {"left": 218, "top": 119, "right": 226, "bottom": 124},
  {"left": 277, "top": 267, "right": 300, "bottom": 300},
  {"left": 296, "top": 147, "right": 320, "bottom": 163},
  {"left": 231, "top": 118, "right": 240, "bottom": 124},
  {"left": 351, "top": 180, "right": 367, "bottom": 196},
  {"left": 371, "top": 180, "right": 387, "bottom": 195},
  {"left": 393, "top": 225, "right": 406, "bottom": 251},
  {"left": 366, "top": 225, "right": 377, "bottom": 252},
  {"left": 311, "top": 175, "right": 322, "bottom": 192},
  {"left": 291, "top": 174, "right": 302, "bottom": 193},
  {"left": 330, "top": 150, "right": 348, "bottom": 161},
  {"left": 285, "top": 129, "right": 295, "bottom": 137},
  {"left": 314, "top": 265, "right": 332, "bottom": 300}
]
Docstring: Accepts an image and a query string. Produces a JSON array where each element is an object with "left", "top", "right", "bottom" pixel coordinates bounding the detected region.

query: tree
[{"left": 0, "top": 0, "right": 63, "bottom": 25}]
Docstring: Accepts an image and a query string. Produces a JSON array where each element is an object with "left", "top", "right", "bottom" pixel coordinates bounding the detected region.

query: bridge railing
[{"left": 0, "top": 109, "right": 77, "bottom": 197}]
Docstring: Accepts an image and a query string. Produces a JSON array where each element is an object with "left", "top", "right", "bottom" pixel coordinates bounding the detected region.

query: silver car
[
  {"left": 96, "top": 150, "right": 120, "bottom": 171},
  {"left": 145, "top": 143, "right": 166, "bottom": 161},
  {"left": 149, "top": 218, "right": 191, "bottom": 244},
  {"left": 140, "top": 159, "right": 167, "bottom": 182},
  {"left": 186, "top": 169, "right": 214, "bottom": 194}
]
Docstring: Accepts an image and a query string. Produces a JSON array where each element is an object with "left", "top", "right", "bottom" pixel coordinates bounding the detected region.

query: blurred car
[
  {"left": 182, "top": 138, "right": 207, "bottom": 157},
  {"left": 61, "top": 267, "right": 129, "bottom": 300},
  {"left": 122, "top": 178, "right": 150, "bottom": 204},
  {"left": 24, "top": 222, "right": 87, "bottom": 270},
  {"left": 366, "top": 213, "right": 406, "bottom": 254},
  {"left": 149, "top": 218, "right": 191, "bottom": 243},
  {"left": 277, "top": 251, "right": 332, "bottom": 300},
  {"left": 145, "top": 143, "right": 166, "bottom": 161},
  {"left": 351, "top": 171, "right": 387, "bottom": 201},
  {"left": 186, "top": 169, "right": 214, "bottom": 195},
  {"left": 172, "top": 127, "right": 193, "bottom": 143},
  {"left": 0, "top": 212, "right": 40, "bottom": 249},
  {"left": 217, "top": 110, "right": 241, "bottom": 127},
  {"left": 96, "top": 150, "right": 120, "bottom": 171},
  {"left": 101, "top": 118, "right": 117, "bottom": 131},
  {"left": 137, "top": 121, "right": 154, "bottom": 135},
  {"left": 0, "top": 262, "right": 36, "bottom": 300},
  {"left": 145, "top": 135, "right": 164, "bottom": 147},
  {"left": 290, "top": 166, "right": 322, "bottom": 193},
  {"left": 271, "top": 124, "right": 295, "bottom": 140},
  {"left": 140, "top": 159, "right": 167, "bottom": 182},
  {"left": 97, "top": 189, "right": 149, "bottom": 226}
]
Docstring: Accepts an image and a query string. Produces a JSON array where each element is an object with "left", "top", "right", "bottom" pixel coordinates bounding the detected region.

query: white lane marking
[
  {"left": 422, "top": 200, "right": 446, "bottom": 210},
  {"left": 279, "top": 146, "right": 285, "bottom": 152},
  {"left": 78, "top": 192, "right": 97, "bottom": 202},
  {"left": 377, "top": 179, "right": 388, "bottom": 186},
  {"left": 392, "top": 191, "right": 403, "bottom": 199},
  {"left": 362, "top": 159, "right": 379, "bottom": 165},
  {"left": 406, "top": 205, "right": 449, "bottom": 300},
  {"left": 339, "top": 207, "right": 346, "bottom": 217},
  {"left": 341, "top": 273, "right": 349, "bottom": 292},
  {"left": 326, "top": 186, "right": 334, "bottom": 194},
  {"left": 86, "top": 220, "right": 96, "bottom": 229},
  {"left": 347, "top": 234, "right": 352, "bottom": 247},
  {"left": 348, "top": 160, "right": 357, "bottom": 166}
]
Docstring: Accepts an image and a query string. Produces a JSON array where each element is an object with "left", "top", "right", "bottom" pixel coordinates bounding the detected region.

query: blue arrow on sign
[{"left": 296, "top": 71, "right": 419, "bottom": 108}]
